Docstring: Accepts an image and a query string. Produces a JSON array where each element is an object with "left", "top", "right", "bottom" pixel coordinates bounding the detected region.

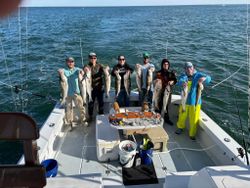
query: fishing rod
[
  {"left": 0, "top": 80, "right": 58, "bottom": 103},
  {"left": 233, "top": 86, "right": 249, "bottom": 165}
]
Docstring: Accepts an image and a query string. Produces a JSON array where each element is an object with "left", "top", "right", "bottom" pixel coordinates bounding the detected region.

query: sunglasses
[
  {"left": 68, "top": 60, "right": 74, "bottom": 63},
  {"left": 119, "top": 58, "right": 125, "bottom": 61},
  {"left": 90, "top": 57, "right": 97, "bottom": 59}
]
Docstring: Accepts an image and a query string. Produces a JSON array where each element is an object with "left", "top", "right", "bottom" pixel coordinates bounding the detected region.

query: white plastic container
[
  {"left": 119, "top": 140, "right": 137, "bottom": 168},
  {"left": 96, "top": 115, "right": 120, "bottom": 162}
]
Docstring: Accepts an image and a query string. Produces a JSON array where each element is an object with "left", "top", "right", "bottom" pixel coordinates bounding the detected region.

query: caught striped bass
[
  {"left": 78, "top": 72, "right": 89, "bottom": 122},
  {"left": 135, "top": 64, "right": 142, "bottom": 92},
  {"left": 84, "top": 66, "right": 92, "bottom": 102},
  {"left": 79, "top": 71, "right": 87, "bottom": 105},
  {"left": 123, "top": 71, "right": 130, "bottom": 96},
  {"left": 115, "top": 70, "right": 121, "bottom": 97},
  {"left": 146, "top": 67, "right": 155, "bottom": 93},
  {"left": 79, "top": 67, "right": 92, "bottom": 105},
  {"left": 161, "top": 84, "right": 171, "bottom": 116},
  {"left": 152, "top": 79, "right": 162, "bottom": 111},
  {"left": 59, "top": 71, "right": 68, "bottom": 106},
  {"left": 195, "top": 82, "right": 204, "bottom": 106},
  {"left": 181, "top": 83, "right": 188, "bottom": 112},
  {"left": 103, "top": 66, "right": 111, "bottom": 98}
]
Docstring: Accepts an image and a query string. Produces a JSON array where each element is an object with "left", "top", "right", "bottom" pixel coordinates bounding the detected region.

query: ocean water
[{"left": 0, "top": 5, "right": 249, "bottom": 164}]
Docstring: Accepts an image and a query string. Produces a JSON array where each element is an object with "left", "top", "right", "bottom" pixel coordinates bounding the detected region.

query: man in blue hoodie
[{"left": 175, "top": 62, "right": 211, "bottom": 140}]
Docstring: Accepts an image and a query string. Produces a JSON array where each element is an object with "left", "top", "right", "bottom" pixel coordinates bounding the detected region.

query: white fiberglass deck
[{"left": 53, "top": 102, "right": 215, "bottom": 186}]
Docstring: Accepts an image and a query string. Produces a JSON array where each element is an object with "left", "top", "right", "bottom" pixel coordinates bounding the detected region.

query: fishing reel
[
  {"left": 237, "top": 148, "right": 244, "bottom": 158},
  {"left": 231, "top": 148, "right": 245, "bottom": 161}
]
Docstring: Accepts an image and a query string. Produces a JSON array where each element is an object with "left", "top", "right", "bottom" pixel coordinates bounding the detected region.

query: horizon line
[{"left": 20, "top": 3, "right": 246, "bottom": 8}]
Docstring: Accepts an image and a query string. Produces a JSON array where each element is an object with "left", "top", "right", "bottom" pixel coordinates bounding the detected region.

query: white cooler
[{"left": 96, "top": 115, "right": 120, "bottom": 162}]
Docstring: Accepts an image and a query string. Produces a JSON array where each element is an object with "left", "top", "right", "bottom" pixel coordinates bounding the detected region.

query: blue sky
[{"left": 21, "top": 0, "right": 249, "bottom": 7}]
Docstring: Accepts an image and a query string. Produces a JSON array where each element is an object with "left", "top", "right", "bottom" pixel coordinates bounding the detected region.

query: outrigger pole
[{"left": 247, "top": 3, "right": 250, "bottom": 165}]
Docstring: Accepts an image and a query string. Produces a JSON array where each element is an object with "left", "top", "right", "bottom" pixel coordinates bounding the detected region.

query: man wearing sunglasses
[
  {"left": 87, "top": 52, "right": 105, "bottom": 119},
  {"left": 58, "top": 57, "right": 86, "bottom": 130},
  {"left": 111, "top": 55, "right": 133, "bottom": 107}
]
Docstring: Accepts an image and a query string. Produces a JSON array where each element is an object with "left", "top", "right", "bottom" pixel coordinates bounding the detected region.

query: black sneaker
[
  {"left": 165, "top": 118, "right": 173, "bottom": 126},
  {"left": 175, "top": 128, "right": 183, "bottom": 135},
  {"left": 155, "top": 109, "right": 161, "bottom": 113},
  {"left": 88, "top": 116, "right": 93, "bottom": 122},
  {"left": 190, "top": 136, "right": 196, "bottom": 141}
]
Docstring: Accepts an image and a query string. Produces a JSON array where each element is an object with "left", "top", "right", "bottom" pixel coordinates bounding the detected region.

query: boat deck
[{"left": 53, "top": 102, "right": 215, "bottom": 186}]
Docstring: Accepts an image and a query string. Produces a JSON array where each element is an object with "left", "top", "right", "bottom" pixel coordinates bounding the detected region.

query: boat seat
[{"left": 0, "top": 113, "right": 46, "bottom": 188}]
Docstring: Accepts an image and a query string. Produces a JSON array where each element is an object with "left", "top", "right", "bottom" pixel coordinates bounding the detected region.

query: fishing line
[
  {"left": 210, "top": 63, "right": 245, "bottom": 89},
  {"left": 80, "top": 38, "right": 84, "bottom": 67},
  {"left": 0, "top": 36, "right": 18, "bottom": 111},
  {"left": 165, "top": 40, "right": 168, "bottom": 58},
  {"left": 18, "top": 7, "right": 24, "bottom": 112},
  {"left": 0, "top": 80, "right": 57, "bottom": 103},
  {"left": 25, "top": 7, "right": 29, "bottom": 81}
]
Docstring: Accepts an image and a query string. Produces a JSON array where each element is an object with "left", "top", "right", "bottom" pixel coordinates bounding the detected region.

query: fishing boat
[
  {"left": 3, "top": 90, "right": 245, "bottom": 187},
  {"left": 0, "top": 2, "right": 249, "bottom": 188}
]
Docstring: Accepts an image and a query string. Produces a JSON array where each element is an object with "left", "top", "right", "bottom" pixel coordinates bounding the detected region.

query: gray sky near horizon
[{"left": 21, "top": 0, "right": 249, "bottom": 7}]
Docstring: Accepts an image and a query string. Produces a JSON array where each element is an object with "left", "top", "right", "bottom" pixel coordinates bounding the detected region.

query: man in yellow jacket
[{"left": 175, "top": 62, "right": 211, "bottom": 140}]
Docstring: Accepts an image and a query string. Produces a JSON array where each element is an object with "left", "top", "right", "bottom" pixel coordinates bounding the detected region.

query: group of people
[{"left": 58, "top": 52, "right": 211, "bottom": 140}]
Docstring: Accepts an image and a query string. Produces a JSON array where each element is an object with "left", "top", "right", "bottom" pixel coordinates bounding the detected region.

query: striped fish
[
  {"left": 146, "top": 67, "right": 155, "bottom": 93},
  {"left": 103, "top": 66, "right": 111, "bottom": 98},
  {"left": 161, "top": 84, "right": 171, "bottom": 116},
  {"left": 135, "top": 64, "right": 142, "bottom": 92},
  {"left": 123, "top": 71, "right": 131, "bottom": 96},
  {"left": 181, "top": 83, "right": 188, "bottom": 112},
  {"left": 85, "top": 68, "right": 92, "bottom": 103},
  {"left": 115, "top": 70, "right": 121, "bottom": 97},
  {"left": 59, "top": 71, "right": 68, "bottom": 106},
  {"left": 79, "top": 72, "right": 87, "bottom": 105},
  {"left": 195, "top": 82, "right": 204, "bottom": 107},
  {"left": 152, "top": 79, "right": 162, "bottom": 111}
]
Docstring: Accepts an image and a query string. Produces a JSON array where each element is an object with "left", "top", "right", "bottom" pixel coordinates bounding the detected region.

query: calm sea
[{"left": 0, "top": 5, "right": 249, "bottom": 164}]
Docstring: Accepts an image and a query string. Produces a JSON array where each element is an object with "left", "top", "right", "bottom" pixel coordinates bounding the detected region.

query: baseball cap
[
  {"left": 184, "top": 62, "right": 193, "bottom": 68},
  {"left": 89, "top": 52, "right": 97, "bottom": 57},
  {"left": 143, "top": 52, "right": 150, "bottom": 58},
  {"left": 66, "top": 57, "right": 75, "bottom": 62}
]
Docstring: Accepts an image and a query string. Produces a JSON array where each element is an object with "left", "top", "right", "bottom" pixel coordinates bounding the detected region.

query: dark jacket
[
  {"left": 156, "top": 59, "right": 177, "bottom": 89},
  {"left": 111, "top": 63, "right": 133, "bottom": 91},
  {"left": 156, "top": 70, "right": 177, "bottom": 89},
  {"left": 88, "top": 62, "right": 104, "bottom": 91}
]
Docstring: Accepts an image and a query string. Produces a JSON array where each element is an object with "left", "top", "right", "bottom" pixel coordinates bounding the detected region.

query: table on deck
[
  {"left": 108, "top": 107, "right": 168, "bottom": 151},
  {"left": 109, "top": 107, "right": 163, "bottom": 132}
]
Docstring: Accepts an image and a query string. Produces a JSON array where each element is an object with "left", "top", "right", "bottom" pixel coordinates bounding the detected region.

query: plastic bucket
[
  {"left": 140, "top": 149, "right": 153, "bottom": 165},
  {"left": 119, "top": 140, "right": 137, "bottom": 168},
  {"left": 41, "top": 159, "right": 58, "bottom": 177}
]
